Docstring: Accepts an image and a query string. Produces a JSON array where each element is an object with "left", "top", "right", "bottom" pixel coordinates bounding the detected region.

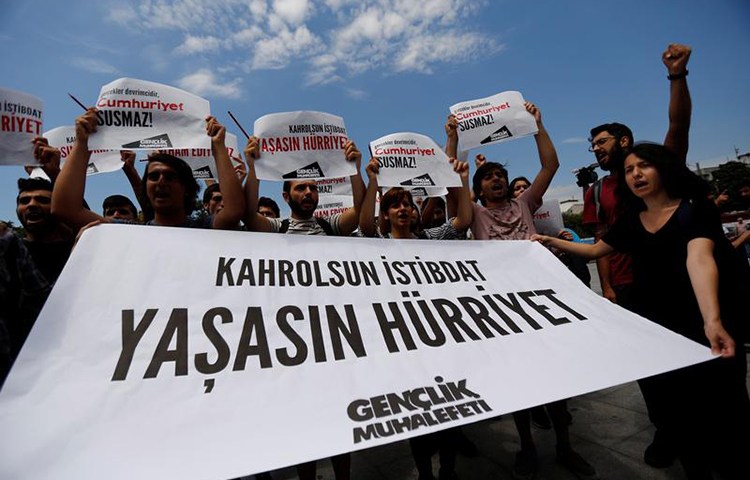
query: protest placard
[
  {"left": 0, "top": 225, "right": 712, "bottom": 480},
  {"left": 314, "top": 177, "right": 354, "bottom": 218},
  {"left": 160, "top": 133, "right": 243, "bottom": 180},
  {"left": 45, "top": 126, "right": 124, "bottom": 175},
  {"left": 370, "top": 132, "right": 461, "bottom": 188},
  {"left": 449, "top": 91, "right": 537, "bottom": 151},
  {"left": 254, "top": 111, "right": 354, "bottom": 180},
  {"left": 0, "top": 87, "right": 43, "bottom": 166},
  {"left": 87, "top": 78, "right": 211, "bottom": 151},
  {"left": 532, "top": 199, "right": 565, "bottom": 236}
]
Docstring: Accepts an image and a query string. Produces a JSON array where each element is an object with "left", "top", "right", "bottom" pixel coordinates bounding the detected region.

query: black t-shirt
[
  {"left": 603, "top": 198, "right": 742, "bottom": 344},
  {"left": 23, "top": 239, "right": 75, "bottom": 285}
]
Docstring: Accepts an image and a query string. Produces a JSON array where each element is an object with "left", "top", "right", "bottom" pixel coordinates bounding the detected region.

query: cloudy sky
[{"left": 1, "top": 0, "right": 749, "bottom": 221}]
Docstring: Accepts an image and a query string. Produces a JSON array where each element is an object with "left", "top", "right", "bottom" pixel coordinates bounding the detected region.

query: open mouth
[{"left": 633, "top": 180, "right": 648, "bottom": 190}]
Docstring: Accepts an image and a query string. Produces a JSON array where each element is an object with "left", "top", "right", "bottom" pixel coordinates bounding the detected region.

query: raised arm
[
  {"left": 120, "top": 150, "right": 147, "bottom": 213},
  {"left": 206, "top": 116, "right": 245, "bottom": 230},
  {"left": 241, "top": 136, "right": 272, "bottom": 232},
  {"left": 32, "top": 136, "right": 61, "bottom": 184},
  {"left": 661, "top": 43, "right": 692, "bottom": 163},
  {"left": 358, "top": 158, "right": 380, "bottom": 237},
  {"left": 51, "top": 108, "right": 105, "bottom": 229},
  {"left": 525, "top": 102, "right": 559, "bottom": 202},
  {"left": 686, "top": 237, "right": 735, "bottom": 357},
  {"left": 448, "top": 158, "right": 472, "bottom": 231},
  {"left": 337, "top": 140, "right": 365, "bottom": 235},
  {"left": 444, "top": 114, "right": 458, "bottom": 160}
]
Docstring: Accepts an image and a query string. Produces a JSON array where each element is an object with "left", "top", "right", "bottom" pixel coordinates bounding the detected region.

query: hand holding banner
[
  {"left": 369, "top": 132, "right": 460, "bottom": 188},
  {"left": 159, "top": 133, "right": 242, "bottom": 181},
  {"left": 0, "top": 226, "right": 712, "bottom": 480},
  {"left": 0, "top": 87, "right": 43, "bottom": 166},
  {"left": 532, "top": 199, "right": 565, "bottom": 236},
  {"left": 45, "top": 126, "right": 124, "bottom": 175},
  {"left": 449, "top": 91, "right": 537, "bottom": 151},
  {"left": 253, "top": 111, "right": 355, "bottom": 180},
  {"left": 87, "top": 78, "right": 211, "bottom": 151}
]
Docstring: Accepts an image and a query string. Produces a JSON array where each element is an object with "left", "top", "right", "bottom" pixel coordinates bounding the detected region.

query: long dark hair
[{"left": 616, "top": 143, "right": 710, "bottom": 213}]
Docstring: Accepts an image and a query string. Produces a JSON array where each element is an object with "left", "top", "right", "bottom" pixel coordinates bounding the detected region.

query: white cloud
[
  {"left": 176, "top": 68, "right": 242, "bottom": 99},
  {"left": 545, "top": 183, "right": 585, "bottom": 203},
  {"left": 71, "top": 57, "right": 120, "bottom": 75},
  {"left": 107, "top": 5, "right": 138, "bottom": 25},
  {"left": 175, "top": 35, "right": 222, "bottom": 55},
  {"left": 346, "top": 88, "right": 367, "bottom": 100},
  {"left": 110, "top": 0, "right": 501, "bottom": 85},
  {"left": 272, "top": 0, "right": 312, "bottom": 25},
  {"left": 562, "top": 137, "right": 587, "bottom": 144}
]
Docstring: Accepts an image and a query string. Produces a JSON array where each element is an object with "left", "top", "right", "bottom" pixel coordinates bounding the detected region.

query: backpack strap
[
  {"left": 315, "top": 217, "right": 334, "bottom": 236},
  {"left": 278, "top": 217, "right": 334, "bottom": 235}
]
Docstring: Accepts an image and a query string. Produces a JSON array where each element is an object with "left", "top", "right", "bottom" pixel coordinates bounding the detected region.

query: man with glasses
[{"left": 582, "top": 43, "right": 692, "bottom": 470}]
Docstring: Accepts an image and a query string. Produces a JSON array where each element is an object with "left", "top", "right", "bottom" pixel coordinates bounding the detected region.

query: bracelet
[{"left": 667, "top": 70, "right": 688, "bottom": 80}]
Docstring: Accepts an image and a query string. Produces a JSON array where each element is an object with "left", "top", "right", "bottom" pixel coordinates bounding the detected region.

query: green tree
[
  {"left": 711, "top": 161, "right": 750, "bottom": 211},
  {"left": 562, "top": 211, "right": 595, "bottom": 239}
]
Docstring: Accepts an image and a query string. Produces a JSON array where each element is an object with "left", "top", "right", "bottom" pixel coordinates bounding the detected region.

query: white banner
[
  {"left": 370, "top": 132, "right": 460, "bottom": 188},
  {"left": 317, "top": 176, "right": 353, "bottom": 196},
  {"left": 160, "top": 133, "right": 242, "bottom": 180},
  {"left": 0, "top": 226, "right": 712, "bottom": 480},
  {"left": 88, "top": 78, "right": 211, "bottom": 151},
  {"left": 253, "top": 111, "right": 354, "bottom": 180},
  {"left": 315, "top": 177, "right": 354, "bottom": 217},
  {"left": 314, "top": 194, "right": 353, "bottom": 218},
  {"left": 0, "top": 86, "right": 43, "bottom": 166},
  {"left": 449, "top": 91, "right": 538, "bottom": 151},
  {"left": 45, "top": 126, "right": 124, "bottom": 175},
  {"left": 532, "top": 199, "right": 565, "bottom": 236}
]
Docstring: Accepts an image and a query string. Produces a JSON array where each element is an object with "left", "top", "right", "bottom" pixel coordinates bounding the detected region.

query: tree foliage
[{"left": 711, "top": 161, "right": 750, "bottom": 212}]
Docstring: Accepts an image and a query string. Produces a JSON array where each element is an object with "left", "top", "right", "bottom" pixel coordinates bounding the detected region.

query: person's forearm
[
  {"left": 451, "top": 177, "right": 473, "bottom": 231},
  {"left": 212, "top": 139, "right": 245, "bottom": 229},
  {"left": 338, "top": 171, "right": 366, "bottom": 235},
  {"left": 665, "top": 77, "right": 691, "bottom": 162},
  {"left": 535, "top": 124, "right": 559, "bottom": 174},
  {"left": 51, "top": 139, "right": 93, "bottom": 226},
  {"left": 122, "top": 164, "right": 146, "bottom": 212},
  {"left": 358, "top": 179, "right": 378, "bottom": 237},
  {"left": 686, "top": 244, "right": 722, "bottom": 328}
]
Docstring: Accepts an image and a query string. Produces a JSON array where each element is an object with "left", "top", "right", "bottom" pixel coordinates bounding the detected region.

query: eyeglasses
[
  {"left": 146, "top": 170, "right": 178, "bottom": 182},
  {"left": 588, "top": 136, "right": 616, "bottom": 152}
]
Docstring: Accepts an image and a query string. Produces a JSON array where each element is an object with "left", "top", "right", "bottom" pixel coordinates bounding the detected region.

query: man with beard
[
  {"left": 582, "top": 43, "right": 692, "bottom": 470},
  {"left": 16, "top": 177, "right": 76, "bottom": 285},
  {"left": 242, "top": 136, "right": 365, "bottom": 236},
  {"left": 240, "top": 135, "right": 364, "bottom": 480}
]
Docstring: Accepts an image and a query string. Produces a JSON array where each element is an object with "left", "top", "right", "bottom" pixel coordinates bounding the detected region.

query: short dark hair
[
  {"left": 142, "top": 153, "right": 199, "bottom": 215},
  {"left": 17, "top": 177, "right": 53, "bottom": 204},
  {"left": 258, "top": 196, "right": 280, "bottom": 218},
  {"left": 510, "top": 176, "right": 531, "bottom": 195},
  {"left": 202, "top": 183, "right": 221, "bottom": 205},
  {"left": 379, "top": 187, "right": 418, "bottom": 234},
  {"left": 102, "top": 195, "right": 137, "bottom": 217},
  {"left": 589, "top": 123, "right": 634, "bottom": 148},
  {"left": 472, "top": 162, "right": 508, "bottom": 206}
]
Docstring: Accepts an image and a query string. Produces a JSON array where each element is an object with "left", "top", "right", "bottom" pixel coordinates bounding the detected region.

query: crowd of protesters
[{"left": 2, "top": 42, "right": 749, "bottom": 480}]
